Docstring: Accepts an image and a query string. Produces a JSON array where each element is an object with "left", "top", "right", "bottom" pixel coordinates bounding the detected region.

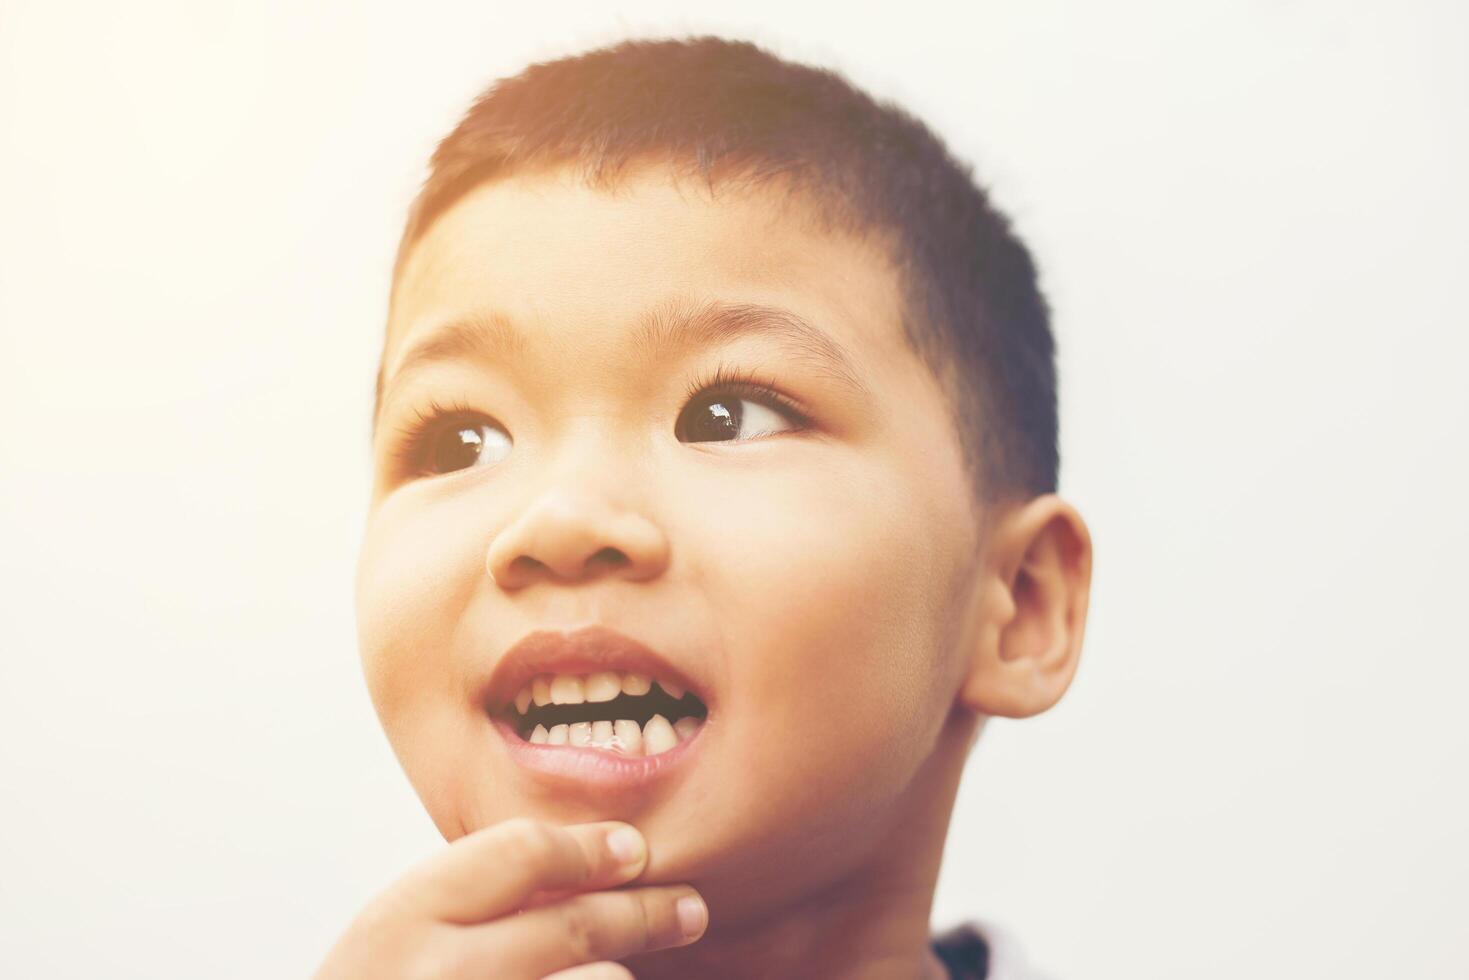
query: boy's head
[{"left": 357, "top": 35, "right": 1091, "bottom": 940}]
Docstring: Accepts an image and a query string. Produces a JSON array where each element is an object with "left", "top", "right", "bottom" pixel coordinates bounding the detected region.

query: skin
[{"left": 356, "top": 163, "right": 1093, "bottom": 979}]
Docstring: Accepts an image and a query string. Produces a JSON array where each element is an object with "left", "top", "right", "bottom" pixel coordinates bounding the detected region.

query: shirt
[{"left": 930, "top": 920, "right": 1055, "bottom": 980}]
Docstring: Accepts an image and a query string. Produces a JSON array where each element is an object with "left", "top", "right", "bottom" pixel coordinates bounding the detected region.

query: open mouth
[{"left": 493, "top": 671, "right": 709, "bottom": 757}]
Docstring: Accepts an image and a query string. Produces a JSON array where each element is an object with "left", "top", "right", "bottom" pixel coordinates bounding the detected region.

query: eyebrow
[{"left": 372, "top": 297, "right": 870, "bottom": 435}]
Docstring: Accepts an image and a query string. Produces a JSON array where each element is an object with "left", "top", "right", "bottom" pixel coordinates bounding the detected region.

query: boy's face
[{"left": 358, "top": 165, "right": 989, "bottom": 920}]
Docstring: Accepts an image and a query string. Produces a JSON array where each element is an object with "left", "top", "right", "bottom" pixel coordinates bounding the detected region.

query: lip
[{"left": 480, "top": 623, "right": 710, "bottom": 717}]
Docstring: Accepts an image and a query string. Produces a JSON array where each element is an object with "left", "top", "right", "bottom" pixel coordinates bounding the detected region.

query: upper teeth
[{"left": 512, "top": 671, "right": 688, "bottom": 714}]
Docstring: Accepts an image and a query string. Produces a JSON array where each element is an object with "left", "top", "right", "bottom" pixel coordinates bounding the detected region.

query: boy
[{"left": 327, "top": 35, "right": 1092, "bottom": 980}]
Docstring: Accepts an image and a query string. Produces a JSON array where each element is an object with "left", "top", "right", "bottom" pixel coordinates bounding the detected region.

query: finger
[
  {"left": 541, "top": 962, "right": 636, "bottom": 980},
  {"left": 466, "top": 883, "right": 707, "bottom": 977},
  {"left": 392, "top": 818, "right": 648, "bottom": 923}
]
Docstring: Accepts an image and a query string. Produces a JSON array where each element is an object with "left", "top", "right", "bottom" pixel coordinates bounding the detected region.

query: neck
[{"left": 626, "top": 710, "right": 982, "bottom": 980}]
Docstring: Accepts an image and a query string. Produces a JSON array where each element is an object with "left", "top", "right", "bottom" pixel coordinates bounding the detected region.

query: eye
[
  {"left": 675, "top": 366, "right": 809, "bottom": 444},
  {"left": 427, "top": 421, "right": 512, "bottom": 473},
  {"left": 392, "top": 398, "right": 512, "bottom": 478}
]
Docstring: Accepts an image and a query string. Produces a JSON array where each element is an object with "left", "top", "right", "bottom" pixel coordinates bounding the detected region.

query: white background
[{"left": 2, "top": 2, "right": 1465, "bottom": 977}]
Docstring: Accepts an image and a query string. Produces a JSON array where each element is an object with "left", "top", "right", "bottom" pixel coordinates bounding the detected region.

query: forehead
[{"left": 380, "top": 166, "right": 911, "bottom": 396}]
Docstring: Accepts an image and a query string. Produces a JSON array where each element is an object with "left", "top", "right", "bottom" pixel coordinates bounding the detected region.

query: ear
[{"left": 958, "top": 494, "right": 1093, "bottom": 719}]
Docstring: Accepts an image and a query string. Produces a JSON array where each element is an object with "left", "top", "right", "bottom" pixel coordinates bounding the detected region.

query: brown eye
[
  {"left": 426, "top": 420, "right": 511, "bottom": 474},
  {"left": 676, "top": 391, "right": 797, "bottom": 443}
]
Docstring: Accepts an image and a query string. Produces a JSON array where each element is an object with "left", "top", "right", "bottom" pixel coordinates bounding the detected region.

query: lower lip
[{"left": 489, "top": 715, "right": 706, "bottom": 793}]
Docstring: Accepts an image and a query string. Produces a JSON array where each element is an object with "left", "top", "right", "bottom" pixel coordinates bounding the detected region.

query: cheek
[
  {"left": 691, "top": 457, "right": 961, "bottom": 817},
  {"left": 355, "top": 499, "right": 486, "bottom": 755},
  {"left": 357, "top": 500, "right": 515, "bottom": 837}
]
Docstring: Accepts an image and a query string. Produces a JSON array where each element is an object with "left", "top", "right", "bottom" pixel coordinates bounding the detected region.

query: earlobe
[{"left": 958, "top": 494, "right": 1093, "bottom": 719}]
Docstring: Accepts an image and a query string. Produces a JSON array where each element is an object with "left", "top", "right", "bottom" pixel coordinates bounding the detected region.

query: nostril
[
  {"left": 499, "top": 555, "right": 559, "bottom": 586},
  {"left": 502, "top": 548, "right": 627, "bottom": 584},
  {"left": 587, "top": 547, "right": 627, "bottom": 570}
]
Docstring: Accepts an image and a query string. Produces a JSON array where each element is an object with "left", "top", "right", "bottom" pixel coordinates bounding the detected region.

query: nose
[{"left": 484, "top": 468, "right": 669, "bottom": 590}]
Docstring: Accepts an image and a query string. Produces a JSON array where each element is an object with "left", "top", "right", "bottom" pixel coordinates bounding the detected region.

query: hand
[{"left": 312, "top": 817, "right": 707, "bottom": 979}]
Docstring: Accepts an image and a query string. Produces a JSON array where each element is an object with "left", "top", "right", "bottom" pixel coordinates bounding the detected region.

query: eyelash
[
  {"left": 680, "top": 362, "right": 811, "bottom": 431},
  {"left": 389, "top": 364, "right": 811, "bottom": 478},
  {"left": 391, "top": 396, "right": 480, "bottom": 476}
]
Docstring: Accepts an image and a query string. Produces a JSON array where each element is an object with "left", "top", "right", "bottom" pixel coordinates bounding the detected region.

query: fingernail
[
  {"left": 676, "top": 894, "right": 707, "bottom": 940},
  {"left": 606, "top": 825, "right": 644, "bottom": 866}
]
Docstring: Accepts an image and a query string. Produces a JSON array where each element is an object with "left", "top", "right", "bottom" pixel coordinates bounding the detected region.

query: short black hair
[{"left": 381, "top": 35, "right": 1058, "bottom": 504}]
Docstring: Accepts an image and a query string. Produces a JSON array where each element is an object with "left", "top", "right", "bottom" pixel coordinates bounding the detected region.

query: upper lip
[{"left": 481, "top": 624, "right": 709, "bottom": 716}]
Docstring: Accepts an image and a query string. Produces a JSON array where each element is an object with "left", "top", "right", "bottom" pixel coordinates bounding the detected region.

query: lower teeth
[{"left": 524, "top": 713, "right": 701, "bottom": 756}]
